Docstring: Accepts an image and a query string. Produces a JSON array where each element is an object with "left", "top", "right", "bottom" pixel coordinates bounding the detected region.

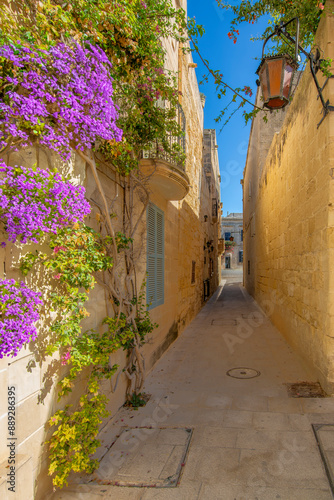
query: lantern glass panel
[
  {"left": 257, "top": 54, "right": 297, "bottom": 110},
  {"left": 283, "top": 63, "right": 294, "bottom": 98},
  {"left": 267, "top": 58, "right": 283, "bottom": 97},
  {"left": 259, "top": 64, "right": 269, "bottom": 102}
]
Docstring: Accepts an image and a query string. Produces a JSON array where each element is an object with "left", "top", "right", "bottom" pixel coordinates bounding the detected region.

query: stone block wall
[
  {"left": 243, "top": 4, "right": 334, "bottom": 393},
  {"left": 0, "top": 148, "right": 92, "bottom": 498},
  {"left": 201, "top": 129, "right": 222, "bottom": 289}
]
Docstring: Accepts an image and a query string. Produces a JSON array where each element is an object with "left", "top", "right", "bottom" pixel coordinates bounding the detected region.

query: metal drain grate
[{"left": 226, "top": 367, "right": 261, "bottom": 379}]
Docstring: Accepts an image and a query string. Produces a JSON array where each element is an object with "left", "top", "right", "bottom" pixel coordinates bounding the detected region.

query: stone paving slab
[
  {"left": 230, "top": 395, "right": 269, "bottom": 412},
  {"left": 317, "top": 425, "right": 334, "bottom": 451},
  {"left": 306, "top": 413, "right": 334, "bottom": 425},
  {"left": 198, "top": 483, "right": 333, "bottom": 500},
  {"left": 91, "top": 428, "right": 192, "bottom": 488},
  {"left": 50, "top": 282, "right": 334, "bottom": 499},
  {"left": 51, "top": 484, "right": 144, "bottom": 499},
  {"left": 181, "top": 446, "right": 241, "bottom": 483},
  {"left": 252, "top": 411, "right": 290, "bottom": 430},
  {"left": 191, "top": 426, "right": 238, "bottom": 448},
  {"left": 313, "top": 424, "right": 334, "bottom": 496},
  {"left": 267, "top": 396, "right": 303, "bottom": 413},
  {"left": 141, "top": 481, "right": 202, "bottom": 500},
  {"left": 235, "top": 428, "right": 317, "bottom": 451},
  {"left": 301, "top": 398, "right": 334, "bottom": 413}
]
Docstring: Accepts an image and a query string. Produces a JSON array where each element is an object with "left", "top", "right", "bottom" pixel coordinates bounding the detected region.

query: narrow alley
[{"left": 52, "top": 275, "right": 334, "bottom": 500}]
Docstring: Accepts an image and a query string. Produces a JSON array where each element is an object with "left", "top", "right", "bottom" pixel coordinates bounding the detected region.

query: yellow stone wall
[
  {"left": 141, "top": 34, "right": 215, "bottom": 370},
  {"left": 202, "top": 129, "right": 222, "bottom": 290},
  {"left": 243, "top": 5, "right": 334, "bottom": 393}
]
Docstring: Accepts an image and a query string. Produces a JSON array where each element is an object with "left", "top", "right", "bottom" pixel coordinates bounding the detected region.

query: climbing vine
[
  {"left": 188, "top": 0, "right": 332, "bottom": 127},
  {"left": 0, "top": 0, "right": 190, "bottom": 489},
  {"left": 218, "top": 0, "right": 325, "bottom": 49}
]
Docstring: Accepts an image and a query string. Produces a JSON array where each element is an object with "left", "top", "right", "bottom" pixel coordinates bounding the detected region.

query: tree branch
[{"left": 188, "top": 33, "right": 265, "bottom": 112}]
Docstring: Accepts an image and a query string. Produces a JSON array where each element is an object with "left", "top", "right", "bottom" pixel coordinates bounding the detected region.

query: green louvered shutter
[{"left": 147, "top": 204, "right": 164, "bottom": 309}]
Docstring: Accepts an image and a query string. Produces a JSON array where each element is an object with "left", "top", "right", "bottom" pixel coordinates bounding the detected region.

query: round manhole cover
[{"left": 226, "top": 367, "right": 261, "bottom": 379}]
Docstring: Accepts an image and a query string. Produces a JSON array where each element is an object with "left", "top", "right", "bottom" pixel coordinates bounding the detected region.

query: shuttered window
[
  {"left": 191, "top": 261, "right": 196, "bottom": 284},
  {"left": 147, "top": 204, "right": 164, "bottom": 309}
]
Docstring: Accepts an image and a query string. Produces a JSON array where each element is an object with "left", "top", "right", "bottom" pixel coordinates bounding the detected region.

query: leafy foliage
[
  {"left": 189, "top": 1, "right": 332, "bottom": 128},
  {"left": 124, "top": 391, "right": 148, "bottom": 408},
  {"left": 47, "top": 382, "right": 109, "bottom": 489},
  {"left": 20, "top": 222, "right": 157, "bottom": 486},
  {"left": 218, "top": 0, "right": 325, "bottom": 53}
]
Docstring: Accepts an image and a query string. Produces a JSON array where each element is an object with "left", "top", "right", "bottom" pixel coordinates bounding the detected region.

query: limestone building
[
  {"left": 0, "top": 0, "right": 221, "bottom": 497},
  {"left": 201, "top": 129, "right": 222, "bottom": 298},
  {"left": 243, "top": 5, "right": 334, "bottom": 393}
]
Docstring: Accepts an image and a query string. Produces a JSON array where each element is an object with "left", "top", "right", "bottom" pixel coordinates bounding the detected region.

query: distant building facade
[
  {"left": 221, "top": 213, "right": 243, "bottom": 269},
  {"left": 201, "top": 129, "right": 222, "bottom": 298}
]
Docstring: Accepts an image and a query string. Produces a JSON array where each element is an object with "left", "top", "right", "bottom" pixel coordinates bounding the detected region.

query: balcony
[{"left": 139, "top": 104, "right": 189, "bottom": 201}]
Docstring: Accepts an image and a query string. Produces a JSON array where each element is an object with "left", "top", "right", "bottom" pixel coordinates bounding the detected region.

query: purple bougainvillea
[
  {"left": 0, "top": 42, "right": 123, "bottom": 159},
  {"left": 0, "top": 279, "right": 43, "bottom": 358},
  {"left": 0, "top": 161, "right": 91, "bottom": 243}
]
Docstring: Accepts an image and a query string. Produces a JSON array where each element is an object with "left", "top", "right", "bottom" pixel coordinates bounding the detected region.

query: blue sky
[{"left": 187, "top": 0, "right": 269, "bottom": 215}]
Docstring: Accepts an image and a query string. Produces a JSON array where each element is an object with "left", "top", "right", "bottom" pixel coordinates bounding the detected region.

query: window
[
  {"left": 251, "top": 215, "right": 256, "bottom": 237},
  {"left": 191, "top": 261, "right": 196, "bottom": 284},
  {"left": 147, "top": 204, "right": 164, "bottom": 309},
  {"left": 241, "top": 229, "right": 243, "bottom": 241},
  {"left": 209, "top": 258, "right": 214, "bottom": 277},
  {"left": 224, "top": 232, "right": 231, "bottom": 240},
  {"left": 212, "top": 198, "right": 218, "bottom": 218},
  {"left": 239, "top": 251, "right": 243, "bottom": 263},
  {"left": 248, "top": 260, "right": 251, "bottom": 275}
]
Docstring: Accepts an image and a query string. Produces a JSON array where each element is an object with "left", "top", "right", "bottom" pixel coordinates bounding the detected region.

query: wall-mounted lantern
[
  {"left": 256, "top": 17, "right": 334, "bottom": 127},
  {"left": 257, "top": 54, "right": 297, "bottom": 109}
]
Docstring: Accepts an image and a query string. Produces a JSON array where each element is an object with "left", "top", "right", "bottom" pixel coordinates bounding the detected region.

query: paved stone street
[{"left": 51, "top": 276, "right": 334, "bottom": 500}]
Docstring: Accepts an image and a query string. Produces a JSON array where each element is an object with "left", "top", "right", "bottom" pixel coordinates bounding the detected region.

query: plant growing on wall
[
  {"left": 0, "top": 41, "right": 122, "bottom": 158},
  {"left": 1, "top": 0, "right": 331, "bottom": 489},
  {"left": 0, "top": 279, "right": 43, "bottom": 358},
  {"left": 0, "top": 161, "right": 91, "bottom": 243},
  {"left": 0, "top": 0, "right": 188, "bottom": 489}
]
